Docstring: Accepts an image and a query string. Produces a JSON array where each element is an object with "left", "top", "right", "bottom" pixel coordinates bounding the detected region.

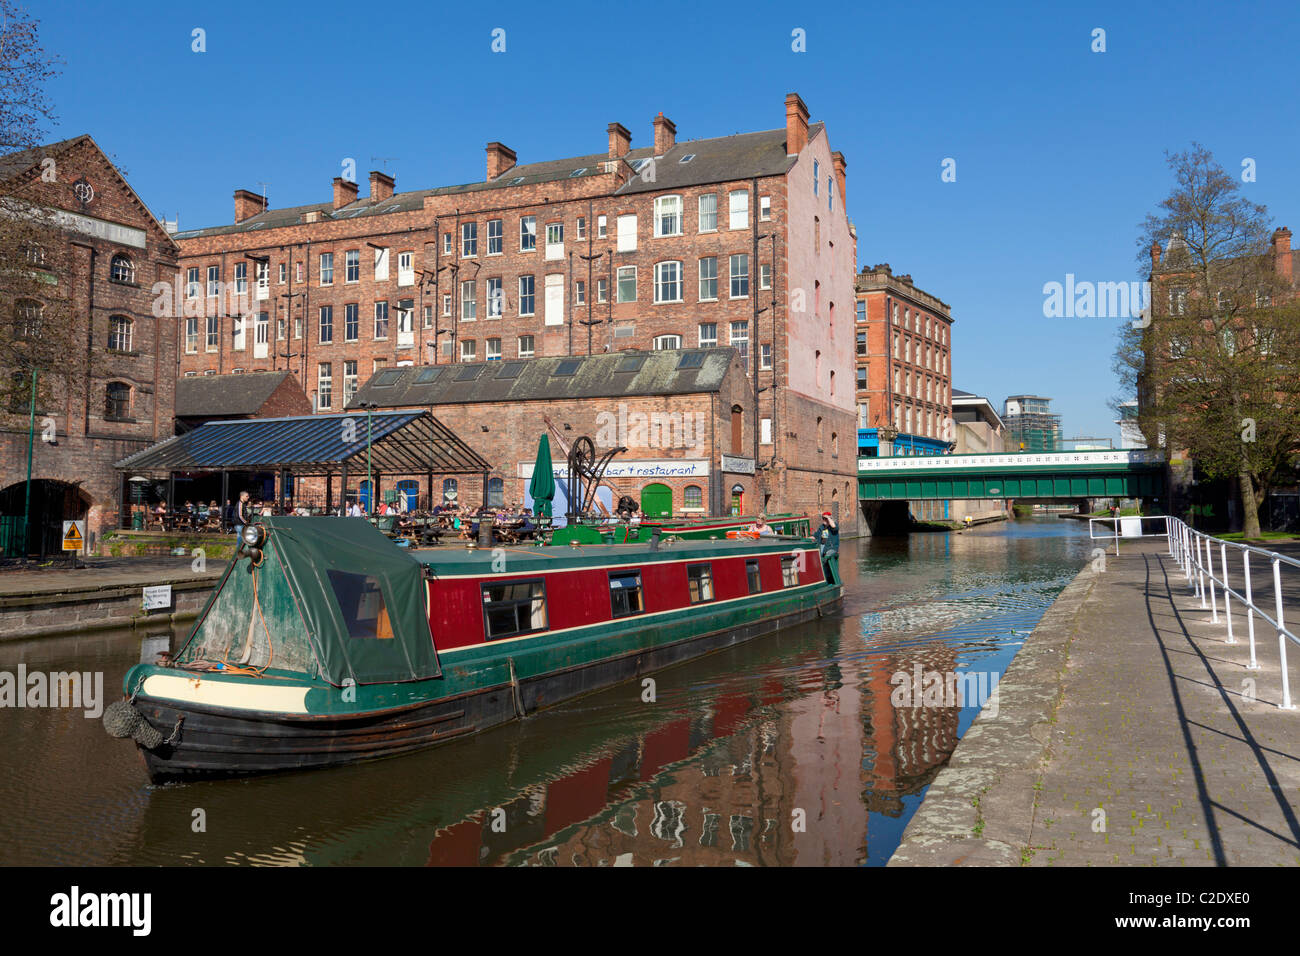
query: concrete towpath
[{"left": 889, "top": 536, "right": 1300, "bottom": 866}]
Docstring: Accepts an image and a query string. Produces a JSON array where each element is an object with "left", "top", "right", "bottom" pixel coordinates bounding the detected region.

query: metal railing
[
  {"left": 1166, "top": 517, "right": 1300, "bottom": 710},
  {"left": 1088, "top": 514, "right": 1170, "bottom": 555}
]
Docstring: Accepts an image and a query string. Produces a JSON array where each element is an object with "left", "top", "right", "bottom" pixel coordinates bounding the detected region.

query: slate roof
[
  {"left": 175, "top": 370, "right": 296, "bottom": 418},
  {"left": 347, "top": 348, "right": 739, "bottom": 410},
  {"left": 174, "top": 123, "right": 822, "bottom": 240},
  {"left": 0, "top": 135, "right": 91, "bottom": 182}
]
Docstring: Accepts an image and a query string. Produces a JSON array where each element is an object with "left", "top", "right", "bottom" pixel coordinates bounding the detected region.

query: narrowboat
[
  {"left": 549, "top": 513, "right": 812, "bottom": 546},
  {"left": 104, "top": 516, "right": 841, "bottom": 781}
]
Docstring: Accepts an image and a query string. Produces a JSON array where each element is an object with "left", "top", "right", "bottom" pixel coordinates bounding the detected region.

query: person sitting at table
[{"left": 748, "top": 516, "right": 776, "bottom": 537}]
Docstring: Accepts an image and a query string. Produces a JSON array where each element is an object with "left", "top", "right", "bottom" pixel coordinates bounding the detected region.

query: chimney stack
[
  {"left": 1149, "top": 240, "right": 1162, "bottom": 271},
  {"left": 1272, "top": 227, "right": 1293, "bottom": 284},
  {"left": 607, "top": 122, "right": 631, "bottom": 159},
  {"left": 653, "top": 113, "right": 676, "bottom": 155},
  {"left": 369, "top": 170, "right": 395, "bottom": 203},
  {"left": 333, "top": 177, "right": 358, "bottom": 210},
  {"left": 234, "top": 189, "right": 266, "bottom": 223},
  {"left": 831, "top": 151, "right": 847, "bottom": 208},
  {"left": 785, "top": 93, "right": 809, "bottom": 156},
  {"left": 486, "top": 142, "right": 517, "bottom": 180}
]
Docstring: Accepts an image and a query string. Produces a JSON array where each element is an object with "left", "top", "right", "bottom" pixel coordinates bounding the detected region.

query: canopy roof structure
[{"left": 114, "top": 411, "right": 491, "bottom": 476}]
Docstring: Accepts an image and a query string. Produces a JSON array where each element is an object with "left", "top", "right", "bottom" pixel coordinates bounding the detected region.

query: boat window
[
  {"left": 687, "top": 563, "right": 713, "bottom": 604},
  {"left": 482, "top": 579, "right": 547, "bottom": 639},
  {"left": 326, "top": 570, "right": 395, "bottom": 639},
  {"left": 781, "top": 555, "right": 800, "bottom": 587},
  {"left": 746, "top": 559, "right": 762, "bottom": 594},
  {"left": 609, "top": 570, "right": 644, "bottom": 618}
]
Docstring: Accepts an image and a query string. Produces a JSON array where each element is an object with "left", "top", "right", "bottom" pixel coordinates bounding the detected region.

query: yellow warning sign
[{"left": 62, "top": 520, "right": 84, "bottom": 551}]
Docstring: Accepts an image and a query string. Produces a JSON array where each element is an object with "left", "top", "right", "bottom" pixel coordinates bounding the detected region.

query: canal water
[{"left": 0, "top": 516, "right": 1094, "bottom": 866}]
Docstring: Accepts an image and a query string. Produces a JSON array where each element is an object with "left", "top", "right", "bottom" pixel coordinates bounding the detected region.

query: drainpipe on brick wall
[
  {"left": 769, "top": 232, "right": 780, "bottom": 469},
  {"left": 83, "top": 244, "right": 95, "bottom": 437},
  {"left": 710, "top": 392, "right": 718, "bottom": 516},
  {"left": 751, "top": 178, "right": 760, "bottom": 473},
  {"left": 303, "top": 238, "right": 311, "bottom": 387},
  {"left": 567, "top": 249, "right": 574, "bottom": 356}
]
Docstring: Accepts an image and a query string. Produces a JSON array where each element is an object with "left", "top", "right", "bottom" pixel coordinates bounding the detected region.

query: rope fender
[{"left": 103, "top": 700, "right": 165, "bottom": 750}]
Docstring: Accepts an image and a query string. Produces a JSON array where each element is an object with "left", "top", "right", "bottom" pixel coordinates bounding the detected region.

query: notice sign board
[
  {"left": 1120, "top": 516, "right": 1143, "bottom": 538},
  {"left": 61, "top": 520, "right": 84, "bottom": 552},
  {"left": 142, "top": 585, "right": 173, "bottom": 612}
]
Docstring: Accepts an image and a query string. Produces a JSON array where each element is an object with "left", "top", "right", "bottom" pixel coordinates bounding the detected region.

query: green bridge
[{"left": 857, "top": 450, "right": 1166, "bottom": 501}]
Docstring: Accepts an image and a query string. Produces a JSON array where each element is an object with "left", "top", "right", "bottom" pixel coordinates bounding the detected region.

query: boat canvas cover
[{"left": 178, "top": 517, "right": 439, "bottom": 686}]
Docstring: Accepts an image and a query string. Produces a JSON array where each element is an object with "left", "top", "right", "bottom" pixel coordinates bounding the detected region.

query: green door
[{"left": 640, "top": 483, "right": 672, "bottom": 518}]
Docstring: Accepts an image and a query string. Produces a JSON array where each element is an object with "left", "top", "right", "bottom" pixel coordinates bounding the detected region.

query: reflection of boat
[{"left": 105, "top": 516, "right": 841, "bottom": 781}]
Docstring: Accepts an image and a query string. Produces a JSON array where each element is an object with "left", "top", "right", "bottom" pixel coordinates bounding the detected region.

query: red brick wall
[{"left": 0, "top": 137, "right": 179, "bottom": 545}]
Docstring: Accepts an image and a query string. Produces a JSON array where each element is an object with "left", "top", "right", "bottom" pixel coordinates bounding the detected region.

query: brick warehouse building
[
  {"left": 854, "top": 264, "right": 953, "bottom": 523},
  {"left": 339, "top": 348, "right": 755, "bottom": 519},
  {"left": 0, "top": 136, "right": 179, "bottom": 555},
  {"left": 172, "top": 92, "right": 860, "bottom": 530}
]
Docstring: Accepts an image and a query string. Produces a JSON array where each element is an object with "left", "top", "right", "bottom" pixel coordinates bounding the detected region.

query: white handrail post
[
  {"left": 1244, "top": 550, "right": 1258, "bottom": 670},
  {"left": 1207, "top": 537, "right": 1219, "bottom": 624},
  {"left": 1274, "top": 557, "right": 1294, "bottom": 710},
  {"left": 1114, "top": 517, "right": 1119, "bottom": 557},
  {"left": 1221, "top": 542, "right": 1234, "bottom": 643},
  {"left": 1197, "top": 535, "right": 1207, "bottom": 608}
]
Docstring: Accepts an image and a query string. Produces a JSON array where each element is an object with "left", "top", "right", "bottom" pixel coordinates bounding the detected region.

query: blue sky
[{"left": 34, "top": 0, "right": 1300, "bottom": 443}]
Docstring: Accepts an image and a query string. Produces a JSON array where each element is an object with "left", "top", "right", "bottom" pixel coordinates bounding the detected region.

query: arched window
[
  {"left": 13, "top": 299, "right": 41, "bottom": 338},
  {"left": 21, "top": 244, "right": 45, "bottom": 266},
  {"left": 817, "top": 479, "right": 824, "bottom": 505},
  {"left": 442, "top": 477, "right": 458, "bottom": 504},
  {"left": 831, "top": 432, "right": 838, "bottom": 456},
  {"left": 653, "top": 334, "right": 682, "bottom": 350},
  {"left": 683, "top": 484, "right": 703, "bottom": 509},
  {"left": 108, "top": 315, "right": 133, "bottom": 352},
  {"left": 816, "top": 416, "right": 824, "bottom": 451},
  {"left": 397, "top": 479, "right": 420, "bottom": 511},
  {"left": 105, "top": 382, "right": 131, "bottom": 420},
  {"left": 487, "top": 476, "right": 504, "bottom": 507},
  {"left": 731, "top": 404, "right": 743, "bottom": 454},
  {"left": 110, "top": 255, "right": 134, "bottom": 284}
]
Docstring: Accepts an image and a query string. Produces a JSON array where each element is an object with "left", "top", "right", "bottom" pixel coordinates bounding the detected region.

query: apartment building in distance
[
  {"left": 853, "top": 263, "right": 953, "bottom": 458},
  {"left": 172, "top": 93, "right": 859, "bottom": 527},
  {"left": 1002, "top": 395, "right": 1061, "bottom": 452}
]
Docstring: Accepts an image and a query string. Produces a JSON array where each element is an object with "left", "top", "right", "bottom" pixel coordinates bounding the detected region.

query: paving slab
[{"left": 890, "top": 537, "right": 1300, "bottom": 867}]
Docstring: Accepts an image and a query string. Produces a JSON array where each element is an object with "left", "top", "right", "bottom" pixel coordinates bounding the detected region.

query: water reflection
[{"left": 0, "top": 517, "right": 1091, "bottom": 866}]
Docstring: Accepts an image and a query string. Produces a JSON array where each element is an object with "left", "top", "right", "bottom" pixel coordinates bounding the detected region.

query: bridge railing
[
  {"left": 1167, "top": 517, "right": 1300, "bottom": 710},
  {"left": 1087, "top": 515, "right": 1170, "bottom": 555}
]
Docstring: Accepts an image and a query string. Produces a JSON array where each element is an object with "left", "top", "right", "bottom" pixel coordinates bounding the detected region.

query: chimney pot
[
  {"left": 652, "top": 113, "right": 676, "bottom": 156},
  {"left": 607, "top": 122, "right": 632, "bottom": 159},
  {"left": 333, "top": 177, "right": 358, "bottom": 210},
  {"left": 1149, "top": 240, "right": 1162, "bottom": 270},
  {"left": 831, "top": 150, "right": 847, "bottom": 209},
  {"left": 785, "top": 92, "right": 810, "bottom": 155},
  {"left": 1272, "top": 226, "right": 1293, "bottom": 283},
  {"left": 368, "top": 170, "right": 395, "bottom": 203},
  {"left": 485, "top": 142, "right": 517, "bottom": 181},
  {"left": 233, "top": 188, "right": 266, "bottom": 224}
]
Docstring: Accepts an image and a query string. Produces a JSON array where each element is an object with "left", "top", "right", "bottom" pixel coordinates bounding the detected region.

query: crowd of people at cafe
[{"left": 139, "top": 489, "right": 830, "bottom": 550}]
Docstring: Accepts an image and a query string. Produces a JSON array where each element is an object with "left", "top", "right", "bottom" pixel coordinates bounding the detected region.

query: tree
[
  {"left": 0, "top": 0, "right": 74, "bottom": 412},
  {"left": 1115, "top": 144, "right": 1300, "bottom": 538}
]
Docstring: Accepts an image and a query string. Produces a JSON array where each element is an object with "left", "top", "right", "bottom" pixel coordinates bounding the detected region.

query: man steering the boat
[{"left": 815, "top": 511, "right": 839, "bottom": 558}]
